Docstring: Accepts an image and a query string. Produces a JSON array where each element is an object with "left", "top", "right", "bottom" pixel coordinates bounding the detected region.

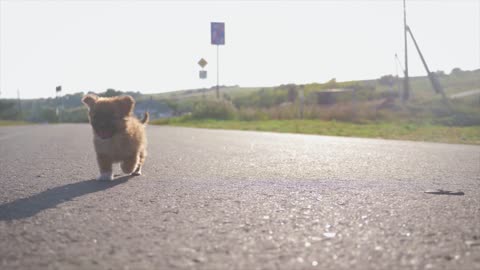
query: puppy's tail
[{"left": 141, "top": 112, "right": 149, "bottom": 125}]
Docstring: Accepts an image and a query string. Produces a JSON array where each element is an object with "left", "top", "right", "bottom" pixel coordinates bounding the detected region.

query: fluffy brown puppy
[{"left": 82, "top": 94, "right": 149, "bottom": 181}]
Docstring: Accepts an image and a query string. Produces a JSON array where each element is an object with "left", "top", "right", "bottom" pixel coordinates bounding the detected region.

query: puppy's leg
[
  {"left": 121, "top": 155, "right": 139, "bottom": 175},
  {"left": 97, "top": 154, "right": 113, "bottom": 181},
  {"left": 132, "top": 150, "right": 147, "bottom": 176}
]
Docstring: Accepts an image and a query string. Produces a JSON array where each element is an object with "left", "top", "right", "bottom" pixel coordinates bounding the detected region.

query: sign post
[
  {"left": 211, "top": 22, "right": 225, "bottom": 99},
  {"left": 198, "top": 58, "right": 208, "bottom": 79}
]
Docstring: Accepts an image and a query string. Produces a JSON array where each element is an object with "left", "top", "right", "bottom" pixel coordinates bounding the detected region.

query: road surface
[{"left": 1, "top": 124, "right": 479, "bottom": 270}]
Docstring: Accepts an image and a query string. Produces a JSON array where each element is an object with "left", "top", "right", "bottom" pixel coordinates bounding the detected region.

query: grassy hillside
[
  {"left": 1, "top": 68, "right": 479, "bottom": 127},
  {"left": 149, "top": 69, "right": 479, "bottom": 144}
]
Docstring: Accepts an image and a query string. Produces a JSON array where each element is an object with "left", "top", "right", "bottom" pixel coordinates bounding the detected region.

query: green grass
[
  {"left": 152, "top": 119, "right": 480, "bottom": 145},
  {"left": 0, "top": 120, "right": 30, "bottom": 126}
]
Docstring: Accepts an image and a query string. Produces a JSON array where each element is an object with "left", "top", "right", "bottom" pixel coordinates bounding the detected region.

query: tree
[
  {"left": 450, "top": 67, "right": 463, "bottom": 76},
  {"left": 434, "top": 70, "right": 446, "bottom": 77},
  {"left": 378, "top": 75, "right": 395, "bottom": 86},
  {"left": 0, "top": 100, "right": 18, "bottom": 120},
  {"left": 40, "top": 108, "right": 59, "bottom": 123},
  {"left": 287, "top": 84, "right": 297, "bottom": 102},
  {"left": 324, "top": 78, "right": 337, "bottom": 89},
  {"left": 101, "top": 88, "right": 123, "bottom": 97}
]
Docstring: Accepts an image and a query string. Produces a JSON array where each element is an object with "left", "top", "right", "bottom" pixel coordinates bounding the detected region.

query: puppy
[{"left": 82, "top": 94, "right": 149, "bottom": 181}]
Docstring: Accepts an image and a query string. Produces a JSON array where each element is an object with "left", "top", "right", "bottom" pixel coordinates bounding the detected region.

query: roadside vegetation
[
  {"left": 152, "top": 119, "right": 480, "bottom": 145},
  {"left": 150, "top": 68, "right": 479, "bottom": 144},
  {"left": 0, "top": 120, "right": 30, "bottom": 126},
  {"left": 1, "top": 68, "right": 479, "bottom": 144}
]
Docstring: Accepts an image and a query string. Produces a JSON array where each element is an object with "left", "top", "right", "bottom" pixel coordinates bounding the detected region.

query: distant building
[{"left": 315, "top": 88, "right": 354, "bottom": 105}]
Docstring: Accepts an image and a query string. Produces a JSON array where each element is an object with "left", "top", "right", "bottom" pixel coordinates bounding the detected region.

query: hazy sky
[{"left": 1, "top": 0, "right": 479, "bottom": 99}]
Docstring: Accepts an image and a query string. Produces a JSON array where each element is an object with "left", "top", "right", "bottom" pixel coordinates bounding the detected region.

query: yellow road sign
[{"left": 198, "top": 58, "right": 208, "bottom": 68}]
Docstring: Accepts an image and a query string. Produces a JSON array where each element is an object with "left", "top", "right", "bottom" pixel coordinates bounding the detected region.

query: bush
[
  {"left": 0, "top": 100, "right": 20, "bottom": 120},
  {"left": 192, "top": 100, "right": 236, "bottom": 120},
  {"left": 40, "top": 108, "right": 59, "bottom": 123},
  {"left": 378, "top": 75, "right": 395, "bottom": 86},
  {"left": 302, "top": 104, "right": 359, "bottom": 122},
  {"left": 435, "top": 113, "right": 480, "bottom": 126},
  {"left": 61, "top": 107, "right": 89, "bottom": 123},
  {"left": 237, "top": 108, "right": 269, "bottom": 121},
  {"left": 232, "top": 87, "right": 289, "bottom": 108},
  {"left": 150, "top": 115, "right": 188, "bottom": 125},
  {"left": 433, "top": 103, "right": 480, "bottom": 126}
]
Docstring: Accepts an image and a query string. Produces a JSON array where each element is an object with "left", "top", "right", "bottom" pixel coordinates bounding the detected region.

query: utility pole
[
  {"left": 402, "top": 0, "right": 410, "bottom": 102},
  {"left": 406, "top": 26, "right": 448, "bottom": 102}
]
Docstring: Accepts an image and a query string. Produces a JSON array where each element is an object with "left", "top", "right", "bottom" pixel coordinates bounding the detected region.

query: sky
[{"left": 0, "top": 0, "right": 479, "bottom": 99}]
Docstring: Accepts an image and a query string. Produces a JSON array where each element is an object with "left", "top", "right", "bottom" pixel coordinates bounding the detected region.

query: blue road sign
[
  {"left": 211, "top": 22, "right": 225, "bottom": 45},
  {"left": 199, "top": 70, "right": 207, "bottom": 79}
]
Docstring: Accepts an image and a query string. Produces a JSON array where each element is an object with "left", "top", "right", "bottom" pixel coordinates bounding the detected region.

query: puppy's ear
[
  {"left": 118, "top": 95, "right": 135, "bottom": 116},
  {"left": 82, "top": 94, "right": 98, "bottom": 109}
]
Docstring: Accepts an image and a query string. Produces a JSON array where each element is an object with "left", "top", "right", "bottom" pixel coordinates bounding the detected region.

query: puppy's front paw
[
  {"left": 131, "top": 167, "right": 142, "bottom": 176},
  {"left": 97, "top": 172, "right": 113, "bottom": 181}
]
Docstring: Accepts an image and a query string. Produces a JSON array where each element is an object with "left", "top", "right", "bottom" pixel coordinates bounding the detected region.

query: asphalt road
[{"left": 1, "top": 124, "right": 479, "bottom": 270}]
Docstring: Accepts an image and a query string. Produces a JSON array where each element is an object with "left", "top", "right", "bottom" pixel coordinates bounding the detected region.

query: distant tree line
[{"left": 0, "top": 89, "right": 163, "bottom": 123}]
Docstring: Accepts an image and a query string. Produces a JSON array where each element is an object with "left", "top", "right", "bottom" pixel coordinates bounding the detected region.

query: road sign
[
  {"left": 56, "top": 86, "right": 62, "bottom": 92},
  {"left": 199, "top": 70, "right": 207, "bottom": 79},
  {"left": 211, "top": 22, "right": 225, "bottom": 45},
  {"left": 198, "top": 58, "right": 208, "bottom": 68}
]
